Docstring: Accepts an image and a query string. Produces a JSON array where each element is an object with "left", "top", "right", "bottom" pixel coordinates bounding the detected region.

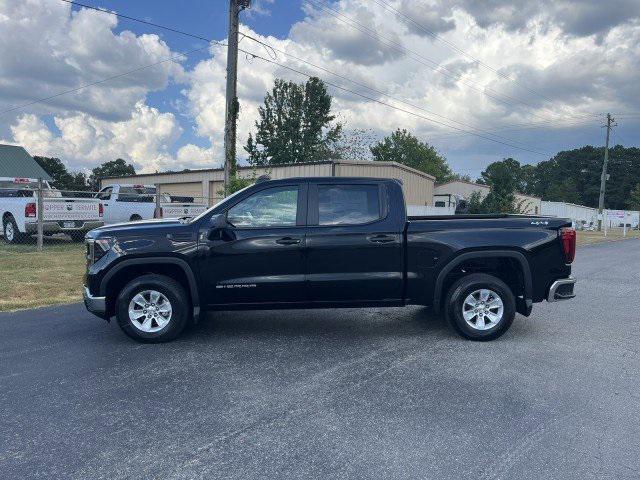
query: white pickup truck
[
  {"left": 96, "top": 184, "right": 207, "bottom": 224},
  {"left": 1, "top": 177, "right": 104, "bottom": 244}
]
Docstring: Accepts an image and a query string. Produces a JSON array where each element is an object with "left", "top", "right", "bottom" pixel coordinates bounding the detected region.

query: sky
[{"left": 1, "top": 0, "right": 639, "bottom": 178}]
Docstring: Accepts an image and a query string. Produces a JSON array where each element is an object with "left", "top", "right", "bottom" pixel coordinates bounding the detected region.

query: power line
[
  {"left": 57, "top": 0, "right": 565, "bottom": 150},
  {"left": 238, "top": 29, "right": 553, "bottom": 151},
  {"left": 60, "top": 0, "right": 213, "bottom": 43},
  {"left": 370, "top": 0, "right": 601, "bottom": 121},
  {"left": 44, "top": 1, "right": 562, "bottom": 155},
  {"left": 0, "top": 45, "right": 212, "bottom": 116},
  {"left": 237, "top": 47, "right": 551, "bottom": 156},
  {"left": 428, "top": 118, "right": 602, "bottom": 141},
  {"left": 243, "top": 32, "right": 602, "bottom": 138},
  {"left": 306, "top": 0, "right": 594, "bottom": 125},
  {"left": 59, "top": 0, "right": 593, "bottom": 141}
]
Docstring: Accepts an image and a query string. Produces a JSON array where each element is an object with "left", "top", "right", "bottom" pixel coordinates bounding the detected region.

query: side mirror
[
  {"left": 208, "top": 213, "right": 234, "bottom": 242},
  {"left": 209, "top": 213, "right": 228, "bottom": 229}
]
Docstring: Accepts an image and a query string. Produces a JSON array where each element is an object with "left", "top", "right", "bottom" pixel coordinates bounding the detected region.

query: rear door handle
[
  {"left": 367, "top": 234, "right": 395, "bottom": 244},
  {"left": 275, "top": 236, "right": 301, "bottom": 245}
]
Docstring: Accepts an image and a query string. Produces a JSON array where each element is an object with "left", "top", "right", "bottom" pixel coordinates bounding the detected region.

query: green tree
[
  {"left": 34, "top": 156, "right": 89, "bottom": 192},
  {"left": 245, "top": 77, "right": 342, "bottom": 165},
  {"left": 628, "top": 183, "right": 640, "bottom": 211},
  {"left": 479, "top": 159, "right": 519, "bottom": 213},
  {"left": 88, "top": 158, "right": 136, "bottom": 191},
  {"left": 334, "top": 128, "right": 376, "bottom": 161},
  {"left": 530, "top": 145, "right": 640, "bottom": 209},
  {"left": 466, "top": 191, "right": 487, "bottom": 214},
  {"left": 370, "top": 129, "right": 454, "bottom": 182}
]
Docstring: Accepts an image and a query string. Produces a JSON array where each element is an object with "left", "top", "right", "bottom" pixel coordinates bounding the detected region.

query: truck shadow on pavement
[{"left": 180, "top": 306, "right": 453, "bottom": 341}]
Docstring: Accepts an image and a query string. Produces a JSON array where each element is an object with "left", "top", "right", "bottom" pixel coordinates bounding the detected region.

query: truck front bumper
[
  {"left": 547, "top": 276, "right": 576, "bottom": 302},
  {"left": 25, "top": 221, "right": 104, "bottom": 234},
  {"left": 83, "top": 286, "right": 108, "bottom": 319}
]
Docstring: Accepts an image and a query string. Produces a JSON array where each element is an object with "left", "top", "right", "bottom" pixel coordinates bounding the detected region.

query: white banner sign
[{"left": 43, "top": 201, "right": 100, "bottom": 221}]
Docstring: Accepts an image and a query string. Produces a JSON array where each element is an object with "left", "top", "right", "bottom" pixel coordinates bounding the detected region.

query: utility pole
[
  {"left": 223, "top": 0, "right": 250, "bottom": 196},
  {"left": 597, "top": 113, "right": 615, "bottom": 231}
]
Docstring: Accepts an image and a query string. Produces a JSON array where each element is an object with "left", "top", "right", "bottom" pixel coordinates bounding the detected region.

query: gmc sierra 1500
[{"left": 83, "top": 177, "right": 576, "bottom": 343}]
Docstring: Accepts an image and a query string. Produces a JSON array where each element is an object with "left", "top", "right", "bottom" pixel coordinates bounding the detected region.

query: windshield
[
  {"left": 188, "top": 185, "right": 253, "bottom": 224},
  {"left": 0, "top": 179, "right": 58, "bottom": 197}
]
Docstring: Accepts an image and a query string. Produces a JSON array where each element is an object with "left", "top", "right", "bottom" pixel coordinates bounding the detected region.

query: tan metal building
[
  {"left": 101, "top": 159, "right": 436, "bottom": 207},
  {"left": 434, "top": 180, "right": 542, "bottom": 214}
]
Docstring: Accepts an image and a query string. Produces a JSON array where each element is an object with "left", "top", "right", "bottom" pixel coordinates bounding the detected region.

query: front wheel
[
  {"left": 444, "top": 273, "right": 516, "bottom": 341},
  {"left": 115, "top": 274, "right": 190, "bottom": 343}
]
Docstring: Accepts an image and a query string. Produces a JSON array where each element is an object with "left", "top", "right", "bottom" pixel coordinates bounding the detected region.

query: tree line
[
  {"left": 33, "top": 157, "right": 135, "bottom": 193},
  {"left": 34, "top": 76, "right": 640, "bottom": 212},
  {"left": 240, "top": 76, "right": 640, "bottom": 211}
]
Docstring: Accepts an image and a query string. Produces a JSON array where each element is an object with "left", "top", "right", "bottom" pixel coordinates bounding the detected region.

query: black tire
[
  {"left": 115, "top": 274, "right": 190, "bottom": 343},
  {"left": 70, "top": 232, "right": 86, "bottom": 242},
  {"left": 130, "top": 214, "right": 142, "bottom": 222},
  {"left": 444, "top": 273, "right": 516, "bottom": 341},
  {"left": 3, "top": 215, "right": 27, "bottom": 244}
]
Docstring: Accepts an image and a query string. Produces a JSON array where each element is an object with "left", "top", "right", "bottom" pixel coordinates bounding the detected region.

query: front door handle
[
  {"left": 367, "top": 234, "right": 395, "bottom": 244},
  {"left": 275, "top": 236, "right": 301, "bottom": 245}
]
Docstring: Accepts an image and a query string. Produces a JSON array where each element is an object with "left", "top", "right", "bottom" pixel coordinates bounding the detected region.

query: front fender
[{"left": 100, "top": 256, "right": 201, "bottom": 322}]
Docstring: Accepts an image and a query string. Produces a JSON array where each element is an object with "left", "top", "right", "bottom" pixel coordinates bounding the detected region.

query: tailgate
[
  {"left": 161, "top": 203, "right": 207, "bottom": 218},
  {"left": 43, "top": 199, "right": 101, "bottom": 221}
]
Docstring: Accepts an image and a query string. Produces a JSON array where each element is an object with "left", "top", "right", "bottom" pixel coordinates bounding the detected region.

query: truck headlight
[{"left": 94, "top": 237, "right": 115, "bottom": 262}]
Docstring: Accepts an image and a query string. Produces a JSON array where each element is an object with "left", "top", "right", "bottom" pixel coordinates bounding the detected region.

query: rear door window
[{"left": 318, "top": 184, "right": 381, "bottom": 226}]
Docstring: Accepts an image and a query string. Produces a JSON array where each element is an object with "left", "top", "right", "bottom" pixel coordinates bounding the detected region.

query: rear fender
[{"left": 433, "top": 250, "right": 533, "bottom": 316}]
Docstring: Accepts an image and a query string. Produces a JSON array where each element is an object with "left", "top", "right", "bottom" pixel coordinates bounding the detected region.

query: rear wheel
[
  {"left": 444, "top": 273, "right": 515, "bottom": 341},
  {"left": 130, "top": 214, "right": 142, "bottom": 222},
  {"left": 115, "top": 274, "right": 190, "bottom": 343},
  {"left": 3, "top": 216, "right": 26, "bottom": 244}
]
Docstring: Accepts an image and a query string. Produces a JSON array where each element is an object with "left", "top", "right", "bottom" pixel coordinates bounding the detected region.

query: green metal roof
[{"left": 0, "top": 144, "right": 52, "bottom": 181}]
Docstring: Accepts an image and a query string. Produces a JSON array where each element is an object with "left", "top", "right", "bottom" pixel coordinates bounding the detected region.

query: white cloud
[
  {"left": 176, "top": 144, "right": 220, "bottom": 169},
  {"left": 2, "top": 0, "right": 639, "bottom": 179},
  {"left": 10, "top": 103, "right": 185, "bottom": 173},
  {"left": 0, "top": 0, "right": 183, "bottom": 121}
]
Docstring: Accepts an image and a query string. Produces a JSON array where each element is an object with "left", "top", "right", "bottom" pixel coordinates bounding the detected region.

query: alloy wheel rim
[
  {"left": 462, "top": 289, "right": 504, "bottom": 331},
  {"left": 5, "top": 222, "right": 14, "bottom": 241},
  {"left": 128, "top": 290, "right": 172, "bottom": 333}
]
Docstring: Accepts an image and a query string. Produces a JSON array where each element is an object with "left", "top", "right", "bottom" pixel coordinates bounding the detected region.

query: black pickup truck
[{"left": 83, "top": 177, "right": 576, "bottom": 343}]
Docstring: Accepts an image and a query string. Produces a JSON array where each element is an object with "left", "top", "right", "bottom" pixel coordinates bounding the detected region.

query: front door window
[{"left": 227, "top": 186, "right": 299, "bottom": 228}]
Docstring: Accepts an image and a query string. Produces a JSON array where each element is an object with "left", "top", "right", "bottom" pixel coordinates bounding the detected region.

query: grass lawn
[
  {"left": 0, "top": 239, "right": 85, "bottom": 312},
  {"left": 576, "top": 229, "right": 640, "bottom": 246}
]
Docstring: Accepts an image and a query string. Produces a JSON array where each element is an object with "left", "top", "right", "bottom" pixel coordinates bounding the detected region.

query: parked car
[
  {"left": 83, "top": 177, "right": 576, "bottom": 343},
  {"left": 96, "top": 184, "right": 207, "bottom": 224},
  {"left": 1, "top": 177, "right": 103, "bottom": 243}
]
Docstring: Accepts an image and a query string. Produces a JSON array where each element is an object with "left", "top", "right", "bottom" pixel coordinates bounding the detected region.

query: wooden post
[{"left": 36, "top": 178, "right": 44, "bottom": 251}]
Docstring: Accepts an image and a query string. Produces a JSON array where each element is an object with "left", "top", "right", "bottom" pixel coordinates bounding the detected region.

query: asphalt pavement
[{"left": 1, "top": 240, "right": 639, "bottom": 479}]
